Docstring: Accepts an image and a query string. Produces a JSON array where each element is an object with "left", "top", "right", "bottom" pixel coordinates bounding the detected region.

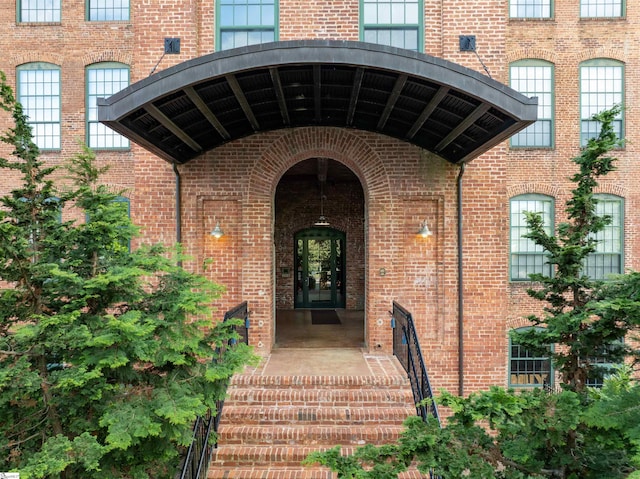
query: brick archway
[{"left": 244, "top": 127, "right": 395, "bottom": 354}]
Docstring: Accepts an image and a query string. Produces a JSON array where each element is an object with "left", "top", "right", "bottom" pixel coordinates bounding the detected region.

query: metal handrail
[
  {"left": 175, "top": 301, "right": 249, "bottom": 479},
  {"left": 391, "top": 301, "right": 440, "bottom": 425}
]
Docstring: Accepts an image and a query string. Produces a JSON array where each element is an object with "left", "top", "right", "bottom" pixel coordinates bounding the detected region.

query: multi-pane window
[
  {"left": 510, "top": 194, "right": 553, "bottom": 281},
  {"left": 17, "top": 63, "right": 61, "bottom": 150},
  {"left": 362, "top": 0, "right": 422, "bottom": 52},
  {"left": 585, "top": 342, "right": 623, "bottom": 388},
  {"left": 218, "top": 0, "right": 276, "bottom": 51},
  {"left": 19, "top": 0, "right": 61, "bottom": 22},
  {"left": 584, "top": 194, "right": 623, "bottom": 279},
  {"left": 580, "top": 59, "right": 623, "bottom": 146},
  {"left": 510, "top": 60, "right": 554, "bottom": 147},
  {"left": 580, "top": 0, "right": 623, "bottom": 18},
  {"left": 88, "top": 0, "right": 130, "bottom": 21},
  {"left": 509, "top": 328, "right": 553, "bottom": 388},
  {"left": 509, "top": 0, "right": 552, "bottom": 18},
  {"left": 86, "top": 63, "right": 130, "bottom": 149}
]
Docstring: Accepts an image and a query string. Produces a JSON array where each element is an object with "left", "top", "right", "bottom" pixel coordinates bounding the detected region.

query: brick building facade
[{"left": 0, "top": 0, "right": 637, "bottom": 395}]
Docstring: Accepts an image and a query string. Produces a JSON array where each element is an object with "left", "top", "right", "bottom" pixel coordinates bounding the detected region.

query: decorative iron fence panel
[{"left": 175, "top": 301, "right": 249, "bottom": 479}]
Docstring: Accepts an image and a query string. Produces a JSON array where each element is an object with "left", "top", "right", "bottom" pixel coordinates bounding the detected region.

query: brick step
[
  {"left": 207, "top": 466, "right": 337, "bottom": 479},
  {"left": 220, "top": 404, "right": 416, "bottom": 425},
  {"left": 207, "top": 465, "right": 430, "bottom": 478},
  {"left": 211, "top": 445, "right": 435, "bottom": 476},
  {"left": 225, "top": 387, "right": 414, "bottom": 406},
  {"left": 230, "top": 374, "right": 410, "bottom": 388},
  {"left": 217, "top": 424, "right": 406, "bottom": 445},
  {"left": 211, "top": 444, "right": 358, "bottom": 467},
  {"left": 209, "top": 356, "right": 422, "bottom": 478}
]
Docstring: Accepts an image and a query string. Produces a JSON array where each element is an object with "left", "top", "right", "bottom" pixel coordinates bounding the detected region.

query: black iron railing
[
  {"left": 175, "top": 301, "right": 249, "bottom": 479},
  {"left": 391, "top": 301, "right": 440, "bottom": 425}
]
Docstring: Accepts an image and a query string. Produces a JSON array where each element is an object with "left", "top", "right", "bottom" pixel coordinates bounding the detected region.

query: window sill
[
  {"left": 17, "top": 22, "right": 62, "bottom": 26},
  {"left": 509, "top": 146, "right": 555, "bottom": 151},
  {"left": 508, "top": 17, "right": 555, "bottom": 22},
  {"left": 91, "top": 148, "right": 131, "bottom": 152},
  {"left": 85, "top": 20, "right": 131, "bottom": 24},
  {"left": 579, "top": 16, "right": 626, "bottom": 21}
]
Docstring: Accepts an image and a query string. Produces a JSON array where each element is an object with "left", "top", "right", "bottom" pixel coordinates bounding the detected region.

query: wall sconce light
[
  {"left": 417, "top": 220, "right": 432, "bottom": 238},
  {"left": 210, "top": 222, "right": 224, "bottom": 239}
]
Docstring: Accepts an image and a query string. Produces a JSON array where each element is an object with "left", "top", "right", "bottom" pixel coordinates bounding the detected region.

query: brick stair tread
[
  {"left": 211, "top": 445, "right": 435, "bottom": 472},
  {"left": 217, "top": 424, "right": 406, "bottom": 445},
  {"left": 224, "top": 388, "right": 414, "bottom": 406},
  {"left": 207, "top": 465, "right": 430, "bottom": 478},
  {"left": 220, "top": 404, "right": 415, "bottom": 424},
  {"left": 230, "top": 374, "right": 410, "bottom": 388},
  {"left": 207, "top": 465, "right": 337, "bottom": 479},
  {"left": 211, "top": 444, "right": 358, "bottom": 466}
]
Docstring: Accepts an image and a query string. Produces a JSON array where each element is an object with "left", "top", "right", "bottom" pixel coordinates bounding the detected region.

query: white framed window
[
  {"left": 584, "top": 194, "right": 623, "bottom": 280},
  {"left": 580, "top": 59, "right": 623, "bottom": 146},
  {"left": 17, "top": 62, "right": 61, "bottom": 150},
  {"left": 18, "top": 0, "right": 61, "bottom": 22},
  {"left": 361, "top": 0, "right": 422, "bottom": 52},
  {"left": 509, "top": 327, "right": 553, "bottom": 388},
  {"left": 580, "top": 0, "right": 623, "bottom": 18},
  {"left": 86, "top": 63, "right": 130, "bottom": 149},
  {"left": 510, "top": 60, "right": 554, "bottom": 148},
  {"left": 509, "top": 0, "right": 552, "bottom": 18},
  {"left": 87, "top": 0, "right": 130, "bottom": 21},
  {"left": 217, "top": 0, "right": 277, "bottom": 51},
  {"left": 510, "top": 194, "right": 554, "bottom": 281}
]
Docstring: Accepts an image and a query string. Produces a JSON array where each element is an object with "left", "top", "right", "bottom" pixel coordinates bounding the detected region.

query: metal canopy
[{"left": 98, "top": 40, "right": 537, "bottom": 165}]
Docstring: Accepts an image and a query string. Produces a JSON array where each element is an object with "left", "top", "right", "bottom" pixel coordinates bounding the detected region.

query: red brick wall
[
  {"left": 505, "top": 2, "right": 640, "bottom": 389},
  {"left": 1, "top": 0, "right": 639, "bottom": 396}
]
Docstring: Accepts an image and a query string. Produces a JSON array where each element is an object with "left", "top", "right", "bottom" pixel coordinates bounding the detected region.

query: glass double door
[{"left": 295, "top": 228, "right": 345, "bottom": 308}]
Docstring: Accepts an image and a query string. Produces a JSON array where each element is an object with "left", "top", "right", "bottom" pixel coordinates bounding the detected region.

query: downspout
[
  {"left": 457, "top": 163, "right": 465, "bottom": 397},
  {"left": 173, "top": 163, "right": 182, "bottom": 266}
]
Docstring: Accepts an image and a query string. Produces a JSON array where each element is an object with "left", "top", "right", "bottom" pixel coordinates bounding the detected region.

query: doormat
[{"left": 311, "top": 310, "right": 341, "bottom": 325}]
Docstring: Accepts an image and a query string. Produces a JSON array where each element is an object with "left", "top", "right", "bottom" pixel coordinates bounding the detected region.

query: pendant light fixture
[
  {"left": 314, "top": 188, "right": 330, "bottom": 227},
  {"left": 314, "top": 158, "right": 330, "bottom": 227}
]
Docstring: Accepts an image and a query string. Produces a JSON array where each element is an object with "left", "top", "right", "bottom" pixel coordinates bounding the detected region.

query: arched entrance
[
  {"left": 99, "top": 40, "right": 538, "bottom": 356},
  {"left": 274, "top": 157, "right": 365, "bottom": 348}
]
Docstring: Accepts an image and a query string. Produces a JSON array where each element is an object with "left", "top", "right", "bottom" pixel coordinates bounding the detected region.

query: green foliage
[
  {"left": 513, "top": 106, "right": 633, "bottom": 393},
  {"left": 0, "top": 72, "right": 255, "bottom": 478},
  {"left": 306, "top": 107, "right": 640, "bottom": 478}
]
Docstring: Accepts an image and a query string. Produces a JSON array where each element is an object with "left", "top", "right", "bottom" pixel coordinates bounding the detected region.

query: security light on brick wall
[
  {"left": 210, "top": 222, "right": 224, "bottom": 239},
  {"left": 459, "top": 35, "right": 476, "bottom": 52},
  {"left": 164, "top": 38, "right": 181, "bottom": 54},
  {"left": 417, "top": 220, "right": 432, "bottom": 238}
]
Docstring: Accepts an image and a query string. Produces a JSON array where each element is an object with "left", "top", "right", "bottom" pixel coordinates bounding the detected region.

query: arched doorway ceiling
[{"left": 98, "top": 40, "right": 537, "bottom": 165}]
